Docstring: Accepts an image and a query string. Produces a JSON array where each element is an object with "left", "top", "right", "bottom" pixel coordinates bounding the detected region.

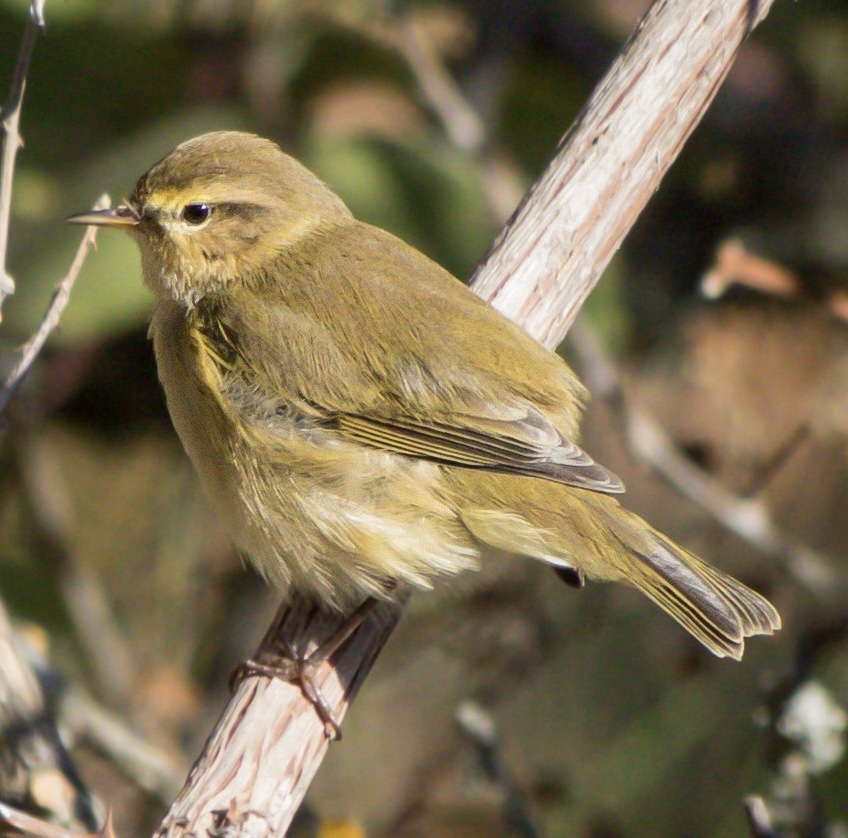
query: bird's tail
[
  {"left": 448, "top": 470, "right": 780, "bottom": 659},
  {"left": 616, "top": 526, "right": 781, "bottom": 659}
]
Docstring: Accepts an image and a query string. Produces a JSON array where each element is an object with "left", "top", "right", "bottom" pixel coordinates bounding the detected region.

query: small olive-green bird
[{"left": 69, "top": 131, "right": 779, "bottom": 659}]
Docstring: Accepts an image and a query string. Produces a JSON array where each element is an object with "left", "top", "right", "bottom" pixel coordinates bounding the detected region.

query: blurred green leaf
[{"left": 308, "top": 134, "right": 496, "bottom": 281}]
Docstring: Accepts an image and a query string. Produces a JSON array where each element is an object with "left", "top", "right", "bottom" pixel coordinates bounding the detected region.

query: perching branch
[
  {"left": 469, "top": 0, "right": 772, "bottom": 346},
  {"left": 153, "top": 0, "right": 781, "bottom": 835}
]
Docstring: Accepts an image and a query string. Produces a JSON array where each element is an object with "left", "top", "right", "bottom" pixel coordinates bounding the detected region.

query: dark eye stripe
[{"left": 216, "top": 202, "right": 267, "bottom": 222}]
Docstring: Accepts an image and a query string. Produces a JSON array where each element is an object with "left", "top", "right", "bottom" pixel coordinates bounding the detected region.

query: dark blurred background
[{"left": 2, "top": 0, "right": 848, "bottom": 835}]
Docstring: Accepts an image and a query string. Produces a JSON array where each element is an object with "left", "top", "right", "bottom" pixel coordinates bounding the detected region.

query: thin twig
[
  {"left": 743, "top": 795, "right": 780, "bottom": 838},
  {"left": 0, "top": 0, "right": 46, "bottom": 314},
  {"left": 0, "top": 194, "right": 110, "bottom": 417},
  {"left": 0, "top": 4, "right": 104, "bottom": 833},
  {"left": 391, "top": 15, "right": 486, "bottom": 153},
  {"left": 59, "top": 690, "right": 185, "bottom": 803},
  {"left": 0, "top": 802, "right": 113, "bottom": 838},
  {"left": 330, "top": 9, "right": 486, "bottom": 153}
]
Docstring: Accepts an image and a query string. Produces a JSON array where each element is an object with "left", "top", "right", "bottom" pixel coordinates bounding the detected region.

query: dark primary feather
[
  {"left": 322, "top": 412, "right": 623, "bottom": 492},
  {"left": 627, "top": 532, "right": 781, "bottom": 659}
]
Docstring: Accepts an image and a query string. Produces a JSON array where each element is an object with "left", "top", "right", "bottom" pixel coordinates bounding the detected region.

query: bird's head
[{"left": 68, "top": 131, "right": 351, "bottom": 307}]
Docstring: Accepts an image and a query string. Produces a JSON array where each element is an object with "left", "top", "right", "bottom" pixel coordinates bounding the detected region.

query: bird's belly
[
  {"left": 229, "top": 430, "right": 480, "bottom": 608},
  {"left": 150, "top": 302, "right": 478, "bottom": 607}
]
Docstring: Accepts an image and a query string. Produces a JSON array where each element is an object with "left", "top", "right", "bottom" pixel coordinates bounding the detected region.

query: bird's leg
[{"left": 231, "top": 596, "right": 383, "bottom": 739}]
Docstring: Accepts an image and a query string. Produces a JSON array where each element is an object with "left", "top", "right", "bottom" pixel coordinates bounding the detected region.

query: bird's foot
[
  {"left": 231, "top": 654, "right": 342, "bottom": 739},
  {"left": 230, "top": 596, "right": 382, "bottom": 740}
]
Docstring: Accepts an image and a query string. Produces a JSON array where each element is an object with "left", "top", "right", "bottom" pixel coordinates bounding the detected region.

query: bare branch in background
[
  {"left": 0, "top": 195, "right": 110, "bottom": 417},
  {"left": 701, "top": 239, "right": 802, "bottom": 301},
  {"left": 0, "top": 0, "right": 46, "bottom": 317},
  {"left": 569, "top": 317, "right": 846, "bottom": 599},
  {"left": 0, "top": 802, "right": 113, "bottom": 838},
  {"left": 14, "top": 425, "right": 137, "bottom": 702},
  {"left": 353, "top": 10, "right": 525, "bottom": 223},
  {"left": 58, "top": 690, "right": 185, "bottom": 805},
  {"left": 152, "top": 0, "right": 781, "bottom": 834},
  {"left": 0, "top": 597, "right": 99, "bottom": 833},
  {"left": 744, "top": 795, "right": 780, "bottom": 838},
  {"left": 455, "top": 700, "right": 539, "bottom": 837},
  {"left": 387, "top": 16, "right": 486, "bottom": 153},
  {"left": 702, "top": 238, "right": 848, "bottom": 325}
]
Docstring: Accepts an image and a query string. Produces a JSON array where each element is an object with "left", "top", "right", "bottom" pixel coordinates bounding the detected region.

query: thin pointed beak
[{"left": 66, "top": 205, "right": 139, "bottom": 228}]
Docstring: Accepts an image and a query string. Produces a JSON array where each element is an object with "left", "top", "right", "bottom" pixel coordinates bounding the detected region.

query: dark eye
[{"left": 181, "top": 203, "right": 211, "bottom": 225}]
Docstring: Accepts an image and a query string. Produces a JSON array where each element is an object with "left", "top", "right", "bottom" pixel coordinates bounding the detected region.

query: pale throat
[{"left": 139, "top": 240, "right": 230, "bottom": 309}]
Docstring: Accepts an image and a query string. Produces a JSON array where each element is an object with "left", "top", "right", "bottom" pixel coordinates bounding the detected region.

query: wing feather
[
  {"left": 323, "top": 411, "right": 624, "bottom": 494},
  {"left": 198, "top": 222, "right": 625, "bottom": 496}
]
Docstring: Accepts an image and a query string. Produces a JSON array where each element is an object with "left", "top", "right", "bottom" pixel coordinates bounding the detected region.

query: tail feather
[
  {"left": 623, "top": 531, "right": 781, "bottom": 660},
  {"left": 447, "top": 471, "right": 780, "bottom": 659}
]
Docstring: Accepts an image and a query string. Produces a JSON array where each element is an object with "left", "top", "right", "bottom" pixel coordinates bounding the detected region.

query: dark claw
[
  {"left": 227, "top": 596, "right": 382, "bottom": 739},
  {"left": 230, "top": 656, "right": 342, "bottom": 740}
]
